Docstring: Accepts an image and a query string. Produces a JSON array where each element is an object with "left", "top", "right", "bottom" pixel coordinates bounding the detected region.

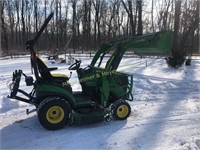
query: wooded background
[{"left": 1, "top": 0, "right": 199, "bottom": 57}]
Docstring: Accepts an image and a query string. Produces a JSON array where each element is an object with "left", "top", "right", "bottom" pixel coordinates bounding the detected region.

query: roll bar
[
  {"left": 26, "top": 12, "right": 54, "bottom": 49},
  {"left": 25, "top": 12, "right": 54, "bottom": 81}
]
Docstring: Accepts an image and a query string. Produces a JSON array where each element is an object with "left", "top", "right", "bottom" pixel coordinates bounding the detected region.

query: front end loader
[{"left": 8, "top": 12, "right": 173, "bottom": 130}]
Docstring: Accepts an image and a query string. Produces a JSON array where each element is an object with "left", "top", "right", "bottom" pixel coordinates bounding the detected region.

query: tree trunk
[
  {"left": 34, "top": 0, "right": 38, "bottom": 48},
  {"left": 83, "top": 0, "right": 88, "bottom": 50},
  {"left": 121, "top": 0, "right": 135, "bottom": 36},
  {"left": 137, "top": 0, "right": 143, "bottom": 35},
  {"left": 172, "top": 0, "right": 182, "bottom": 57},
  {"left": 8, "top": 0, "right": 14, "bottom": 50},
  {"left": 55, "top": 0, "right": 59, "bottom": 48},
  {"left": 15, "top": 1, "right": 20, "bottom": 48},
  {"left": 151, "top": 0, "right": 154, "bottom": 32},
  {"left": 72, "top": 0, "right": 77, "bottom": 53},
  {"left": 44, "top": 0, "right": 48, "bottom": 50},
  {"left": 88, "top": 0, "right": 91, "bottom": 49},
  {"left": 166, "top": 0, "right": 184, "bottom": 68},
  {"left": 59, "top": 0, "right": 63, "bottom": 49},
  {"left": 1, "top": 0, "right": 8, "bottom": 52}
]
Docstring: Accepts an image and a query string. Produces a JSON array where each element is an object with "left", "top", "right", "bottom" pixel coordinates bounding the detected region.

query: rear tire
[
  {"left": 112, "top": 99, "right": 131, "bottom": 120},
  {"left": 37, "top": 97, "right": 71, "bottom": 130}
]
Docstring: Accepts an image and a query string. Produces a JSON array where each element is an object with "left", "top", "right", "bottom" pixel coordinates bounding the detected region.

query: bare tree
[
  {"left": 180, "top": 0, "right": 199, "bottom": 56},
  {"left": 107, "top": 0, "right": 119, "bottom": 39},
  {"left": 55, "top": 0, "right": 59, "bottom": 48},
  {"left": 172, "top": 0, "right": 182, "bottom": 57},
  {"left": 34, "top": 0, "right": 38, "bottom": 33},
  {"left": 81, "top": 0, "right": 92, "bottom": 50},
  {"left": 121, "top": 0, "right": 135, "bottom": 36},
  {"left": 71, "top": 0, "right": 77, "bottom": 52},
  {"left": 92, "top": 0, "right": 105, "bottom": 47},
  {"left": 1, "top": 0, "right": 8, "bottom": 52},
  {"left": 151, "top": 0, "right": 154, "bottom": 32},
  {"left": 166, "top": 0, "right": 184, "bottom": 68},
  {"left": 14, "top": 1, "right": 20, "bottom": 48},
  {"left": 136, "top": 0, "right": 142, "bottom": 35}
]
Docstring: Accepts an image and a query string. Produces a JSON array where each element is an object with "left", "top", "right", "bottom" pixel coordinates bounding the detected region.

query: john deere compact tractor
[{"left": 8, "top": 12, "right": 173, "bottom": 130}]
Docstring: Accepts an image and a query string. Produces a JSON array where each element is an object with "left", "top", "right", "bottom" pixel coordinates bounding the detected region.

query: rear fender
[{"left": 36, "top": 84, "right": 77, "bottom": 108}]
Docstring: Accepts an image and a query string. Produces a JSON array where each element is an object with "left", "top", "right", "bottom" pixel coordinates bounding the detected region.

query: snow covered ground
[{"left": 0, "top": 55, "right": 200, "bottom": 150}]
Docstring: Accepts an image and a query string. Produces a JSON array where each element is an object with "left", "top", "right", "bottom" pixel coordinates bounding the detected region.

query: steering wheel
[{"left": 68, "top": 59, "right": 81, "bottom": 70}]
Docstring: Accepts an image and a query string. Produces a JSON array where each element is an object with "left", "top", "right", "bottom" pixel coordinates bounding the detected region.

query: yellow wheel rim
[
  {"left": 117, "top": 104, "right": 129, "bottom": 118},
  {"left": 46, "top": 106, "right": 64, "bottom": 124}
]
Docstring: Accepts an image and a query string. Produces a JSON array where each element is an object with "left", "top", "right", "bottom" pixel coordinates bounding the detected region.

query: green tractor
[{"left": 8, "top": 13, "right": 173, "bottom": 130}]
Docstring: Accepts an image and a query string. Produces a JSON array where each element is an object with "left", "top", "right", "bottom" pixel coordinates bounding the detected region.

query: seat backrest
[{"left": 36, "top": 57, "right": 52, "bottom": 82}]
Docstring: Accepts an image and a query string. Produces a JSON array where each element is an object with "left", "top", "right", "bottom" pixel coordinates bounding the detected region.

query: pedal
[{"left": 26, "top": 109, "right": 36, "bottom": 115}]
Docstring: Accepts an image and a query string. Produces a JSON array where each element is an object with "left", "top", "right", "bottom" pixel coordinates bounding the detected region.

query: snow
[{"left": 0, "top": 55, "right": 200, "bottom": 150}]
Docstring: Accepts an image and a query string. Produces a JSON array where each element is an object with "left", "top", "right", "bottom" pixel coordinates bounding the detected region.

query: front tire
[
  {"left": 37, "top": 97, "right": 71, "bottom": 130},
  {"left": 112, "top": 99, "right": 131, "bottom": 120}
]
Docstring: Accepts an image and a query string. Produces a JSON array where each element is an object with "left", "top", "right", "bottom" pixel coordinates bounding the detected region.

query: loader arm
[
  {"left": 90, "top": 43, "right": 113, "bottom": 67},
  {"left": 91, "top": 30, "right": 173, "bottom": 71}
]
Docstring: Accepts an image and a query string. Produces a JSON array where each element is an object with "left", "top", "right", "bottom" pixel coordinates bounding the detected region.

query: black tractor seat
[{"left": 36, "top": 57, "right": 69, "bottom": 83}]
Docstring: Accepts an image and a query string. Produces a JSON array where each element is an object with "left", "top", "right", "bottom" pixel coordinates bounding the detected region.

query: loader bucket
[{"left": 125, "top": 30, "right": 173, "bottom": 56}]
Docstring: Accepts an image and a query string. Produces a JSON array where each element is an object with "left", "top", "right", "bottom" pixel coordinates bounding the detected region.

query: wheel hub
[
  {"left": 117, "top": 104, "right": 129, "bottom": 118},
  {"left": 46, "top": 106, "right": 64, "bottom": 124}
]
